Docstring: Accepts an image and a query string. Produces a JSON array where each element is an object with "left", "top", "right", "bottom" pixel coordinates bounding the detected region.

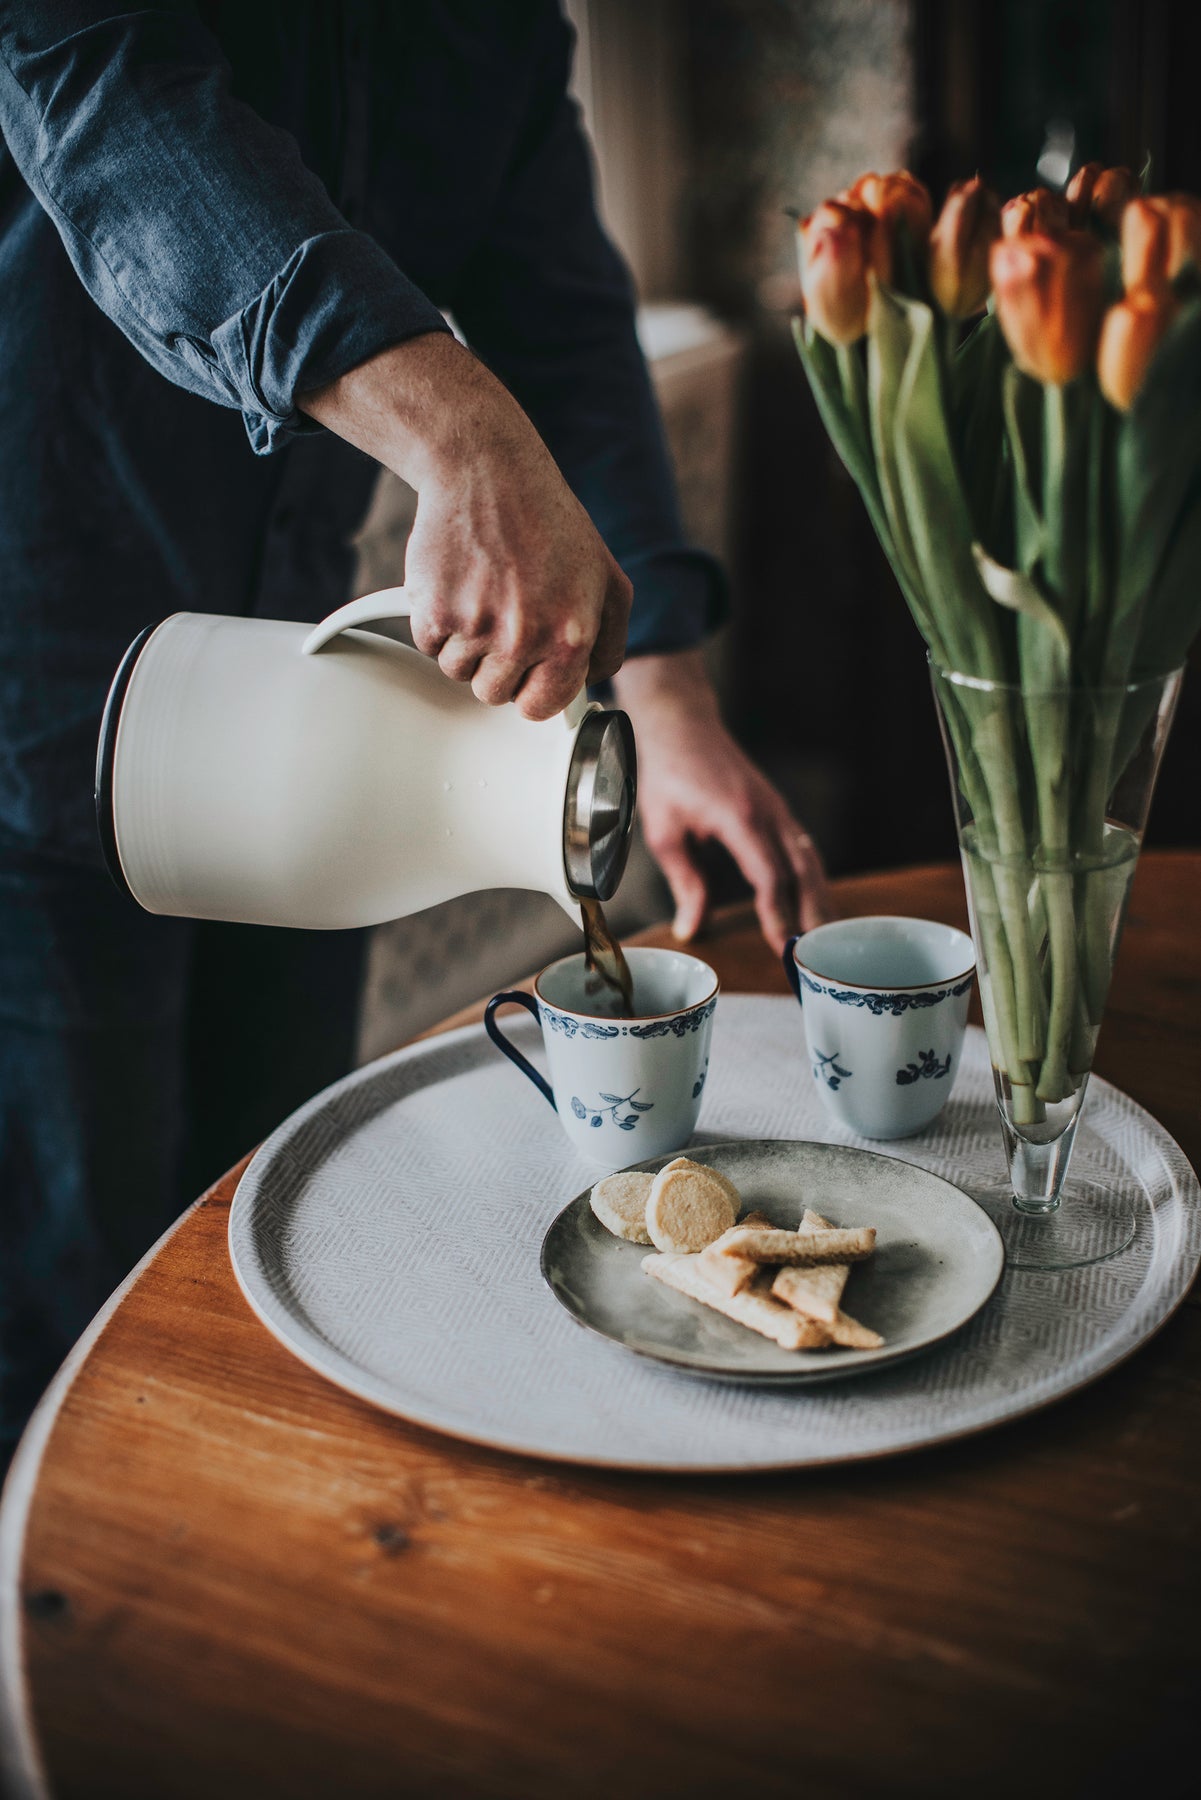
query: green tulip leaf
[
  {"left": 793, "top": 319, "right": 888, "bottom": 539},
  {"left": 887, "top": 286, "right": 1006, "bottom": 679},
  {"left": 950, "top": 312, "right": 1015, "bottom": 562},
  {"left": 972, "top": 544, "right": 1071, "bottom": 678},
  {"left": 860, "top": 279, "right": 963, "bottom": 655},
  {"left": 1000, "top": 365, "right": 1046, "bottom": 575}
]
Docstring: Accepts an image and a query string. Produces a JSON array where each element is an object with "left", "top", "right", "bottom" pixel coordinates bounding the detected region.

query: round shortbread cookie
[
  {"left": 589, "top": 1170, "right": 655, "bottom": 1244},
  {"left": 645, "top": 1166, "right": 737, "bottom": 1254},
  {"left": 661, "top": 1156, "right": 742, "bottom": 1214}
]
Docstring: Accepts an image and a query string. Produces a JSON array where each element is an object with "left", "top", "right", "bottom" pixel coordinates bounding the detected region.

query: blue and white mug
[
  {"left": 485, "top": 947, "right": 718, "bottom": 1167},
  {"left": 783, "top": 916, "right": 975, "bottom": 1139}
]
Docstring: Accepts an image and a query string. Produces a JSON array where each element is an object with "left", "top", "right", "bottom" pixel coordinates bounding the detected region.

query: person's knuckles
[
  {"left": 500, "top": 599, "right": 573, "bottom": 663},
  {"left": 405, "top": 596, "right": 448, "bottom": 655},
  {"left": 537, "top": 638, "right": 591, "bottom": 689},
  {"left": 724, "top": 796, "right": 779, "bottom": 849}
]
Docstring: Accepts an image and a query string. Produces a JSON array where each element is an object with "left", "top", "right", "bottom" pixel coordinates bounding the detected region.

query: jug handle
[
  {"left": 301, "top": 587, "right": 411, "bottom": 653},
  {"left": 302, "top": 588, "right": 589, "bottom": 729}
]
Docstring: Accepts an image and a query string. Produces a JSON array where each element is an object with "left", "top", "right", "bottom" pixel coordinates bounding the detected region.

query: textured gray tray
[{"left": 229, "top": 1000, "right": 1201, "bottom": 1472}]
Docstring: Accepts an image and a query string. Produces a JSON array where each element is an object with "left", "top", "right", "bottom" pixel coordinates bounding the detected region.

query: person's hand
[
  {"left": 300, "top": 333, "right": 631, "bottom": 719},
  {"left": 612, "top": 649, "right": 832, "bottom": 953}
]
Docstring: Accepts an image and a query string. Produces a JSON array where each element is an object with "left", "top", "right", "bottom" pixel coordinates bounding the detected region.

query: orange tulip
[
  {"left": 929, "top": 177, "right": 1002, "bottom": 316},
  {"left": 1065, "top": 161, "right": 1103, "bottom": 224},
  {"left": 1160, "top": 193, "right": 1201, "bottom": 277},
  {"left": 1125, "top": 192, "right": 1201, "bottom": 286},
  {"left": 1066, "top": 162, "right": 1137, "bottom": 229},
  {"left": 797, "top": 201, "right": 875, "bottom": 345},
  {"left": 1001, "top": 188, "right": 1071, "bottom": 239},
  {"left": 990, "top": 231, "right": 1106, "bottom": 384},
  {"left": 1121, "top": 198, "right": 1171, "bottom": 289},
  {"left": 1091, "top": 166, "right": 1137, "bottom": 229},
  {"left": 842, "top": 170, "right": 933, "bottom": 284},
  {"left": 1097, "top": 287, "right": 1178, "bottom": 410}
]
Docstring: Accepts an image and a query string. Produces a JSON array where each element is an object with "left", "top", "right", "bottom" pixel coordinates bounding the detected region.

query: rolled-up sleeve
[
  {"left": 0, "top": 1, "right": 450, "bottom": 452},
  {"left": 451, "top": 11, "right": 726, "bottom": 656}
]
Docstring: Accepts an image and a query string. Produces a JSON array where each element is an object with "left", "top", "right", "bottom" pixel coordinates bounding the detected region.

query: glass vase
[{"left": 931, "top": 663, "right": 1182, "bottom": 1270}]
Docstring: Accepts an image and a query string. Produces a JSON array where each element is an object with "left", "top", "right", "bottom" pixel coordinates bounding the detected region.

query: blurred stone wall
[
  {"left": 684, "top": 0, "right": 915, "bottom": 314},
  {"left": 678, "top": 2, "right": 959, "bottom": 878}
]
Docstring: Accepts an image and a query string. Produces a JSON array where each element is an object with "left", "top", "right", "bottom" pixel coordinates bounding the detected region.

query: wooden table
[{"left": 2, "top": 856, "right": 1199, "bottom": 1800}]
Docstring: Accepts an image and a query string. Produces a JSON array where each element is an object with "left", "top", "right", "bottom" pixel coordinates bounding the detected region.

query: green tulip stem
[
  {"left": 1036, "top": 868, "right": 1077, "bottom": 1103},
  {"left": 967, "top": 694, "right": 1049, "bottom": 1068}
]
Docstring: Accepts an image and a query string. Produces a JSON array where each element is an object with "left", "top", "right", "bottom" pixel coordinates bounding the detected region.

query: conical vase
[{"left": 931, "top": 663, "right": 1182, "bottom": 1270}]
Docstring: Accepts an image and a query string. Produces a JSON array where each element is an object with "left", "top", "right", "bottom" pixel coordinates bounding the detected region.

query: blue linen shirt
[{"left": 0, "top": 0, "right": 722, "bottom": 857}]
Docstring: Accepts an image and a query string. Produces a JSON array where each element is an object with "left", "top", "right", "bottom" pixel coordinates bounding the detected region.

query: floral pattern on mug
[
  {"left": 570, "top": 1089, "right": 654, "bottom": 1131},
  {"left": 896, "top": 1049, "right": 952, "bottom": 1085},
  {"left": 813, "top": 1048, "right": 853, "bottom": 1090}
]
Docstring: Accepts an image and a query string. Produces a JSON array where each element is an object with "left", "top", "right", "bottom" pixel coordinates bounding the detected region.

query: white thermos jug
[{"left": 95, "top": 588, "right": 636, "bottom": 927}]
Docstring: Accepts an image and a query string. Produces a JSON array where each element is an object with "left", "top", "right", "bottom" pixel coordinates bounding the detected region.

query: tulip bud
[
  {"left": 797, "top": 200, "right": 874, "bottom": 345},
  {"left": 1091, "top": 166, "right": 1137, "bottom": 230},
  {"left": 990, "top": 231, "right": 1106, "bottom": 385},
  {"left": 1065, "top": 161, "right": 1103, "bottom": 225},
  {"left": 1066, "top": 162, "right": 1137, "bottom": 230},
  {"left": 1119, "top": 193, "right": 1201, "bottom": 291},
  {"left": 1157, "top": 192, "right": 1201, "bottom": 279},
  {"left": 929, "top": 177, "right": 1002, "bottom": 316},
  {"left": 1121, "top": 198, "right": 1170, "bottom": 290},
  {"left": 1097, "top": 287, "right": 1178, "bottom": 410},
  {"left": 842, "top": 170, "right": 933, "bottom": 284},
  {"left": 1001, "top": 188, "right": 1071, "bottom": 239}
]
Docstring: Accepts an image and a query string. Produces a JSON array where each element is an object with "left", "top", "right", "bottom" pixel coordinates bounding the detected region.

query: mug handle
[
  {"left": 484, "top": 991, "right": 557, "bottom": 1110},
  {"left": 782, "top": 934, "right": 804, "bottom": 1004}
]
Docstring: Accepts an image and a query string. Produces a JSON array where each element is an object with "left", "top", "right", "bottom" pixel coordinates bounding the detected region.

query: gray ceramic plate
[{"left": 541, "top": 1138, "right": 1005, "bottom": 1383}]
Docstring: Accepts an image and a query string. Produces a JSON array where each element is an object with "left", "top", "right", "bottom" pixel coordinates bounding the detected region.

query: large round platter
[
  {"left": 228, "top": 1000, "right": 1201, "bottom": 1473},
  {"left": 541, "top": 1139, "right": 1002, "bottom": 1382}
]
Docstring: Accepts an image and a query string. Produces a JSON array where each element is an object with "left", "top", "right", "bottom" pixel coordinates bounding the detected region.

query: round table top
[{"left": 3, "top": 855, "right": 1200, "bottom": 1800}]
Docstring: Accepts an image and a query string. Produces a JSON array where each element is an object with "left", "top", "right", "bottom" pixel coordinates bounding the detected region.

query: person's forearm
[
  {"left": 612, "top": 648, "right": 722, "bottom": 723},
  {"left": 300, "top": 333, "right": 632, "bottom": 718},
  {"left": 300, "top": 333, "right": 527, "bottom": 489}
]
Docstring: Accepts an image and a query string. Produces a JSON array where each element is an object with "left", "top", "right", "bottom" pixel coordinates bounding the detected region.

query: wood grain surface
[{"left": 3, "top": 856, "right": 1200, "bottom": 1800}]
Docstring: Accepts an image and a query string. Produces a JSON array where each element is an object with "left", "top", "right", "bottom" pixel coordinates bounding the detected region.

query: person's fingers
[
  {"left": 405, "top": 587, "right": 453, "bottom": 661},
  {"left": 780, "top": 816, "right": 836, "bottom": 931},
  {"left": 586, "top": 569, "right": 633, "bottom": 686},
  {"left": 410, "top": 619, "right": 450, "bottom": 660},
  {"left": 512, "top": 648, "right": 592, "bottom": 722},
  {"left": 437, "top": 634, "right": 486, "bottom": 684},
  {"left": 652, "top": 834, "right": 710, "bottom": 942},
  {"left": 471, "top": 652, "right": 528, "bottom": 707},
  {"left": 720, "top": 809, "right": 798, "bottom": 954}
]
